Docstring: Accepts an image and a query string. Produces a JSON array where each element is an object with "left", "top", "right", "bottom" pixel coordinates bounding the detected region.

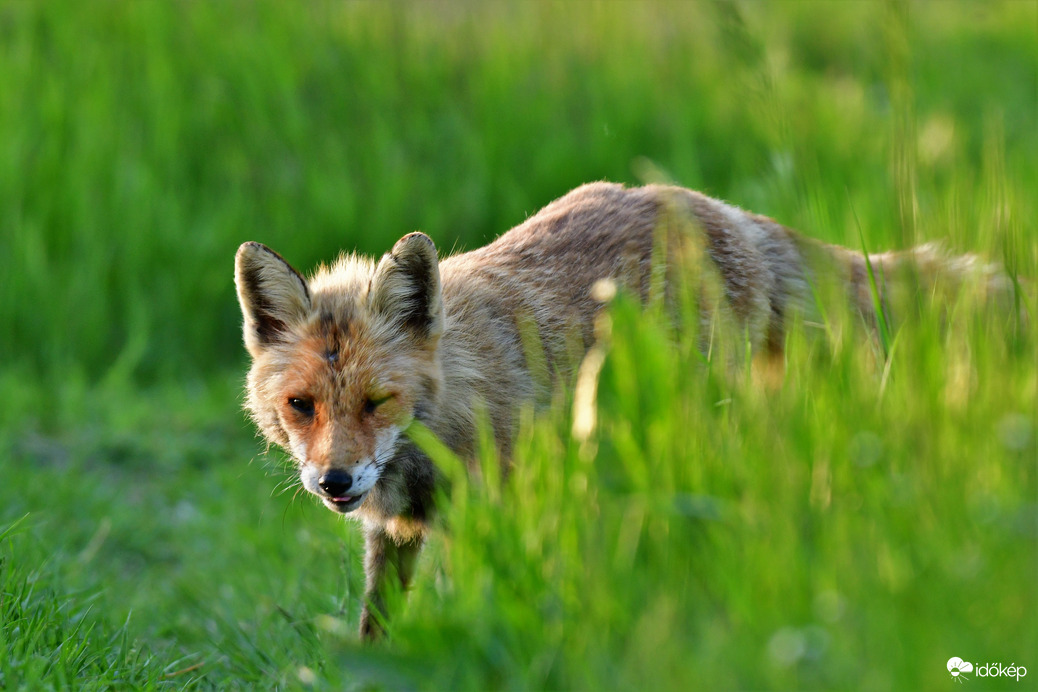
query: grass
[
  {"left": 365, "top": 282, "right": 1035, "bottom": 690},
  {"left": 0, "top": 1, "right": 1035, "bottom": 689}
]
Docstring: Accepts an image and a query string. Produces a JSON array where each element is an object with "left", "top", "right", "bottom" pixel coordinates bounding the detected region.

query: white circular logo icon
[{"left": 948, "top": 657, "right": 974, "bottom": 682}]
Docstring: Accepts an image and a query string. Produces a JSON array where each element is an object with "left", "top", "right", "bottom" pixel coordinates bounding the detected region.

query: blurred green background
[
  {"left": 0, "top": 1, "right": 1034, "bottom": 689},
  {"left": 2, "top": 0, "right": 1033, "bottom": 386}
]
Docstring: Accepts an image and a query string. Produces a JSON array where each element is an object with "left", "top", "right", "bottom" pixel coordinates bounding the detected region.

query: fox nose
[{"left": 318, "top": 470, "right": 353, "bottom": 497}]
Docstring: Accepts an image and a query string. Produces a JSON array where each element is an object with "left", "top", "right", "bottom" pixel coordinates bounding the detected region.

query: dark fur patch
[
  {"left": 316, "top": 310, "right": 353, "bottom": 365},
  {"left": 393, "top": 250, "right": 437, "bottom": 336},
  {"left": 240, "top": 262, "right": 288, "bottom": 344},
  {"left": 239, "top": 243, "right": 311, "bottom": 345},
  {"left": 371, "top": 235, "right": 441, "bottom": 340},
  {"left": 400, "top": 444, "right": 438, "bottom": 524}
]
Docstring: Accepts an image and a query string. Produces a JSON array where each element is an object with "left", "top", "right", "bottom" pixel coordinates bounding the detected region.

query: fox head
[{"left": 234, "top": 233, "right": 444, "bottom": 516}]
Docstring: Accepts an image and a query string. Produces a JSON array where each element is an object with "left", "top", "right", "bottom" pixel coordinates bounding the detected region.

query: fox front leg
[{"left": 359, "top": 524, "right": 421, "bottom": 641}]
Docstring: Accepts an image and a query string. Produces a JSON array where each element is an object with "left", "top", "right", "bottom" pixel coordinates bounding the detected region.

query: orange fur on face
[{"left": 276, "top": 321, "right": 434, "bottom": 479}]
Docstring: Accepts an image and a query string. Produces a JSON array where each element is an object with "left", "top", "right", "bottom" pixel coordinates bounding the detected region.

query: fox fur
[{"left": 234, "top": 182, "right": 1006, "bottom": 640}]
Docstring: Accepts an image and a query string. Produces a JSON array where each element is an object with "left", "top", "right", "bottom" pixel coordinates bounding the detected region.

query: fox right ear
[
  {"left": 234, "top": 242, "right": 311, "bottom": 355},
  {"left": 369, "top": 232, "right": 443, "bottom": 343}
]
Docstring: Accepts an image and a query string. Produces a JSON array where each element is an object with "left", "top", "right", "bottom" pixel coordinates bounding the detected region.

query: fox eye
[
  {"left": 288, "top": 397, "right": 315, "bottom": 417},
  {"left": 363, "top": 394, "right": 393, "bottom": 415}
]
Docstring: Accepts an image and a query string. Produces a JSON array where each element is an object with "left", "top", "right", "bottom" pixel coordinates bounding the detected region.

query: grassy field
[{"left": 1, "top": 1, "right": 1035, "bottom": 689}]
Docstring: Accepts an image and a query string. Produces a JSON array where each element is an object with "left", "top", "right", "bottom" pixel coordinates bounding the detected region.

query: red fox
[{"left": 234, "top": 182, "right": 1007, "bottom": 639}]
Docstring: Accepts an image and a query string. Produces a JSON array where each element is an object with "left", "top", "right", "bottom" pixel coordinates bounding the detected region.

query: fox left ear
[
  {"left": 235, "top": 242, "right": 311, "bottom": 356},
  {"left": 369, "top": 232, "right": 444, "bottom": 342}
]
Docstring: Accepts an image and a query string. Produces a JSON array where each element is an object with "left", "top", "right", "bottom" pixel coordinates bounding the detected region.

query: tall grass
[
  {"left": 0, "top": 1, "right": 1034, "bottom": 689},
  {"left": 312, "top": 263, "right": 1035, "bottom": 690}
]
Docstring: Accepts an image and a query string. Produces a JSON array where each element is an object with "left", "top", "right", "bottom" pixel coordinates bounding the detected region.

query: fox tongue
[{"left": 333, "top": 496, "right": 353, "bottom": 503}]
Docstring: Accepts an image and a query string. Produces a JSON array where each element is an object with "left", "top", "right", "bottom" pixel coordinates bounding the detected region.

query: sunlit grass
[{"left": 317, "top": 268, "right": 1034, "bottom": 691}]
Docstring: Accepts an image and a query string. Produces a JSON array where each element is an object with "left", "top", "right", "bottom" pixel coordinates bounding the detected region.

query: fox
[{"left": 234, "top": 181, "right": 1009, "bottom": 640}]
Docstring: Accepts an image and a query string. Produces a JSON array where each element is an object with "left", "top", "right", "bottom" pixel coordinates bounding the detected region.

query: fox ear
[
  {"left": 369, "top": 232, "right": 444, "bottom": 342},
  {"left": 235, "top": 242, "right": 311, "bottom": 355}
]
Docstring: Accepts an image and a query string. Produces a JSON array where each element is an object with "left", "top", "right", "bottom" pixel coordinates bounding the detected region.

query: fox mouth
[{"left": 321, "top": 492, "right": 367, "bottom": 514}]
